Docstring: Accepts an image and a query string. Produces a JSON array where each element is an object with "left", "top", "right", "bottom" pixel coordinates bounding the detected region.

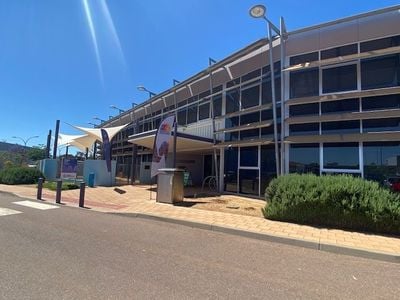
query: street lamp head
[
  {"left": 249, "top": 4, "right": 266, "bottom": 18},
  {"left": 137, "top": 85, "right": 147, "bottom": 92},
  {"left": 110, "top": 105, "right": 117, "bottom": 109}
]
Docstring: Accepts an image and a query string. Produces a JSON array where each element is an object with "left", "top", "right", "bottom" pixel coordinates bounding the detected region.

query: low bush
[
  {"left": 0, "top": 167, "right": 44, "bottom": 185},
  {"left": 263, "top": 174, "right": 400, "bottom": 235},
  {"left": 42, "top": 181, "right": 79, "bottom": 191}
]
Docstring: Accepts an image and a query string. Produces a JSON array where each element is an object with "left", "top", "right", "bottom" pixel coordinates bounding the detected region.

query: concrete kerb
[{"left": 111, "top": 211, "right": 400, "bottom": 264}]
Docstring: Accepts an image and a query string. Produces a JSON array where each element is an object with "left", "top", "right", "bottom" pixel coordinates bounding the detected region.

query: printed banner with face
[{"left": 151, "top": 115, "right": 175, "bottom": 178}]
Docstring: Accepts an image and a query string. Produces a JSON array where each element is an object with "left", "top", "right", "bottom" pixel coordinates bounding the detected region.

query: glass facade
[
  {"left": 289, "top": 144, "right": 319, "bottom": 175},
  {"left": 323, "top": 143, "right": 359, "bottom": 170}
]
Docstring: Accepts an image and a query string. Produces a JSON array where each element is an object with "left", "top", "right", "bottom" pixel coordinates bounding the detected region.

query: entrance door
[{"left": 204, "top": 155, "right": 213, "bottom": 178}]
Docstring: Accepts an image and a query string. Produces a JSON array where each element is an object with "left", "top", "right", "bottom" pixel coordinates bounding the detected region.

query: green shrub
[
  {"left": 0, "top": 167, "right": 44, "bottom": 185},
  {"left": 42, "top": 181, "right": 79, "bottom": 191},
  {"left": 263, "top": 174, "right": 400, "bottom": 235}
]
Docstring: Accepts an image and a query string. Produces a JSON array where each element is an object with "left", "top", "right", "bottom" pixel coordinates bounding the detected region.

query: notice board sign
[{"left": 61, "top": 158, "right": 78, "bottom": 179}]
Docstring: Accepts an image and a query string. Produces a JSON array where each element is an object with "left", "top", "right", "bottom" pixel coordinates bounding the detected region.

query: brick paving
[{"left": 1, "top": 183, "right": 400, "bottom": 256}]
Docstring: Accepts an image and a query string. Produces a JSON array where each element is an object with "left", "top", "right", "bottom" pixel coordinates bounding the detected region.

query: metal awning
[{"left": 128, "top": 130, "right": 214, "bottom": 152}]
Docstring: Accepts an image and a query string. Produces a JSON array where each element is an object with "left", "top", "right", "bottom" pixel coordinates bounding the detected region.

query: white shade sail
[{"left": 73, "top": 124, "right": 129, "bottom": 141}]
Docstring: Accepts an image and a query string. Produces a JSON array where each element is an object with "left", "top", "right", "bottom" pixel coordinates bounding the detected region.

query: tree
[{"left": 27, "top": 146, "right": 47, "bottom": 161}]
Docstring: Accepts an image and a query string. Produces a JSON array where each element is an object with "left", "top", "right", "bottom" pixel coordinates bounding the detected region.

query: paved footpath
[{"left": 1, "top": 183, "right": 399, "bottom": 262}]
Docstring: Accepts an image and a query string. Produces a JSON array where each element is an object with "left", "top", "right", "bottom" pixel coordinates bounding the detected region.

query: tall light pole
[
  {"left": 88, "top": 122, "right": 97, "bottom": 128},
  {"left": 249, "top": 4, "right": 281, "bottom": 176},
  {"left": 172, "top": 79, "right": 180, "bottom": 168},
  {"left": 12, "top": 135, "right": 39, "bottom": 147}
]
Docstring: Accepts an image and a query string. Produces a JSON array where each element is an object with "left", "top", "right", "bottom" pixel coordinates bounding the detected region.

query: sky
[{"left": 0, "top": 0, "right": 398, "bottom": 149}]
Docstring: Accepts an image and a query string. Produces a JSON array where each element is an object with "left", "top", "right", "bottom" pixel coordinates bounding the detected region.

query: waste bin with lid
[
  {"left": 88, "top": 172, "right": 95, "bottom": 187},
  {"left": 156, "top": 168, "right": 184, "bottom": 204}
]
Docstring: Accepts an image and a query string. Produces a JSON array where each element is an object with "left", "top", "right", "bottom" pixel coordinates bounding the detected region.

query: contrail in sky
[
  {"left": 82, "top": 0, "right": 104, "bottom": 84},
  {"left": 99, "top": 0, "right": 127, "bottom": 68}
]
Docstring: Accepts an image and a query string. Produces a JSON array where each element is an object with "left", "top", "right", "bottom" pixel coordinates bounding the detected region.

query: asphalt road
[{"left": 0, "top": 192, "right": 399, "bottom": 300}]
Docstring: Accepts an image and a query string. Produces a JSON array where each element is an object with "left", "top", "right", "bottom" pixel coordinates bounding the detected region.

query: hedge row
[
  {"left": 0, "top": 167, "right": 44, "bottom": 185},
  {"left": 263, "top": 174, "right": 400, "bottom": 235}
]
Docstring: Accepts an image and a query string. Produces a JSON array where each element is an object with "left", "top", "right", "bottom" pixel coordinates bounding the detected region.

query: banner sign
[
  {"left": 61, "top": 158, "right": 78, "bottom": 179},
  {"left": 151, "top": 115, "right": 175, "bottom": 177},
  {"left": 101, "top": 129, "right": 112, "bottom": 173}
]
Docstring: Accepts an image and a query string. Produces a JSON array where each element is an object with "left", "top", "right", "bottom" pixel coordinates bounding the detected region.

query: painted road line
[
  {"left": 0, "top": 207, "right": 23, "bottom": 216},
  {"left": 13, "top": 200, "right": 59, "bottom": 210}
]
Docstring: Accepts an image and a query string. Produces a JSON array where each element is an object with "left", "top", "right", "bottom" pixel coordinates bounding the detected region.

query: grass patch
[{"left": 42, "top": 181, "right": 80, "bottom": 191}]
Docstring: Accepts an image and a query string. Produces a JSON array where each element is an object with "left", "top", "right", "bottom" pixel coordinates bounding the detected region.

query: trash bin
[
  {"left": 156, "top": 168, "right": 184, "bottom": 204},
  {"left": 88, "top": 172, "right": 95, "bottom": 187}
]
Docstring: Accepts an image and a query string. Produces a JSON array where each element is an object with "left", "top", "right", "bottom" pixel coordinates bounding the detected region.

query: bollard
[
  {"left": 79, "top": 182, "right": 85, "bottom": 208},
  {"left": 37, "top": 178, "right": 43, "bottom": 200},
  {"left": 56, "top": 179, "right": 62, "bottom": 204}
]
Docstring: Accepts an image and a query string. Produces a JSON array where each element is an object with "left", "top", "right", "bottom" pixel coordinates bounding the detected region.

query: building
[{"left": 100, "top": 5, "right": 400, "bottom": 197}]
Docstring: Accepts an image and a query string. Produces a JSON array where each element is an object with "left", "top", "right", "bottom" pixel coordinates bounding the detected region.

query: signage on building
[
  {"left": 61, "top": 158, "right": 78, "bottom": 179},
  {"left": 151, "top": 115, "right": 175, "bottom": 177}
]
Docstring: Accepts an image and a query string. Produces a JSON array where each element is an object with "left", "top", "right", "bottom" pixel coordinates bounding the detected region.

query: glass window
[
  {"left": 227, "top": 78, "right": 240, "bottom": 88},
  {"left": 261, "top": 109, "right": 273, "bottom": 121},
  {"left": 226, "top": 88, "right": 240, "bottom": 114},
  {"left": 240, "top": 128, "right": 259, "bottom": 140},
  {"left": 240, "top": 112, "right": 260, "bottom": 125},
  {"left": 213, "top": 85, "right": 223, "bottom": 93},
  {"left": 260, "top": 145, "right": 277, "bottom": 195},
  {"left": 362, "top": 94, "right": 400, "bottom": 111},
  {"left": 225, "top": 131, "right": 238, "bottom": 142},
  {"left": 187, "top": 104, "right": 198, "bottom": 124},
  {"left": 241, "top": 69, "right": 261, "bottom": 83},
  {"left": 321, "top": 44, "right": 358, "bottom": 60},
  {"left": 262, "top": 76, "right": 281, "bottom": 104},
  {"left": 322, "top": 64, "right": 357, "bottom": 93},
  {"left": 177, "top": 109, "right": 187, "bottom": 126},
  {"left": 239, "top": 169, "right": 259, "bottom": 195},
  {"left": 199, "top": 90, "right": 210, "bottom": 100},
  {"left": 289, "top": 143, "right": 320, "bottom": 175},
  {"left": 213, "top": 94, "right": 222, "bottom": 117},
  {"left": 289, "top": 123, "right": 319, "bottom": 136},
  {"left": 361, "top": 54, "right": 400, "bottom": 90},
  {"left": 241, "top": 85, "right": 260, "bottom": 109},
  {"left": 198, "top": 103, "right": 210, "bottom": 120},
  {"left": 321, "top": 98, "right": 359, "bottom": 114},
  {"left": 261, "top": 124, "right": 281, "bottom": 139},
  {"left": 290, "top": 68, "right": 319, "bottom": 98},
  {"left": 290, "top": 52, "right": 319, "bottom": 65},
  {"left": 224, "top": 147, "right": 238, "bottom": 192},
  {"left": 360, "top": 35, "right": 400, "bottom": 53},
  {"left": 289, "top": 103, "right": 319, "bottom": 117},
  {"left": 225, "top": 116, "right": 239, "bottom": 129},
  {"left": 363, "top": 118, "right": 400, "bottom": 132},
  {"left": 363, "top": 142, "right": 400, "bottom": 183},
  {"left": 323, "top": 142, "right": 359, "bottom": 169},
  {"left": 240, "top": 146, "right": 258, "bottom": 167},
  {"left": 322, "top": 120, "right": 359, "bottom": 134}
]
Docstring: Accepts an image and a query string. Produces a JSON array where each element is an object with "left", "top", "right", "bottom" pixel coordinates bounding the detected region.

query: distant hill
[{"left": 0, "top": 142, "right": 30, "bottom": 152}]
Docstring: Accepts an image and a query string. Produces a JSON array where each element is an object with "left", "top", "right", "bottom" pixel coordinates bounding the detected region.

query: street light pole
[
  {"left": 12, "top": 135, "right": 39, "bottom": 147},
  {"left": 249, "top": 4, "right": 281, "bottom": 177}
]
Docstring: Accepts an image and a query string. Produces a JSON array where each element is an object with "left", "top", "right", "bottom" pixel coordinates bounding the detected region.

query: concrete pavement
[{"left": 0, "top": 183, "right": 399, "bottom": 262}]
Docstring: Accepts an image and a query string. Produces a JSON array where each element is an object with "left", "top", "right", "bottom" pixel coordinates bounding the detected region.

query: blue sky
[{"left": 0, "top": 0, "right": 398, "bottom": 148}]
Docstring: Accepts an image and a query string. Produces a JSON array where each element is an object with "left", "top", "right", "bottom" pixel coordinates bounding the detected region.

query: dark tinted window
[
  {"left": 361, "top": 54, "right": 400, "bottom": 90},
  {"left": 261, "top": 124, "right": 281, "bottom": 138},
  {"left": 239, "top": 169, "right": 259, "bottom": 195},
  {"left": 363, "top": 118, "right": 400, "bottom": 132},
  {"left": 260, "top": 145, "right": 277, "bottom": 194},
  {"left": 198, "top": 103, "right": 210, "bottom": 120},
  {"left": 240, "top": 146, "right": 258, "bottom": 167},
  {"left": 241, "top": 85, "right": 260, "bottom": 109},
  {"left": 240, "top": 128, "right": 260, "bottom": 140},
  {"left": 289, "top": 103, "right": 319, "bottom": 117},
  {"left": 213, "top": 85, "right": 223, "bottom": 93},
  {"left": 177, "top": 109, "right": 186, "bottom": 125},
  {"left": 226, "top": 88, "right": 240, "bottom": 113},
  {"left": 323, "top": 142, "right": 359, "bottom": 169},
  {"left": 240, "top": 112, "right": 260, "bottom": 125},
  {"left": 225, "top": 131, "right": 239, "bottom": 142},
  {"left": 321, "top": 98, "right": 359, "bottom": 114},
  {"left": 213, "top": 94, "right": 222, "bottom": 117},
  {"left": 241, "top": 69, "right": 261, "bottom": 82},
  {"left": 322, "top": 120, "right": 359, "bottom": 134},
  {"left": 262, "top": 76, "right": 281, "bottom": 104},
  {"left": 290, "top": 52, "right": 319, "bottom": 65},
  {"left": 362, "top": 94, "right": 400, "bottom": 111},
  {"left": 289, "top": 143, "right": 320, "bottom": 175},
  {"left": 226, "top": 78, "right": 240, "bottom": 88},
  {"left": 225, "top": 116, "right": 239, "bottom": 129},
  {"left": 290, "top": 68, "right": 319, "bottom": 98},
  {"left": 360, "top": 35, "right": 400, "bottom": 52},
  {"left": 322, "top": 64, "right": 357, "bottom": 93},
  {"left": 289, "top": 123, "right": 319, "bottom": 136},
  {"left": 187, "top": 104, "right": 198, "bottom": 124},
  {"left": 261, "top": 109, "right": 273, "bottom": 121},
  {"left": 321, "top": 44, "right": 358, "bottom": 60},
  {"left": 199, "top": 90, "right": 210, "bottom": 99},
  {"left": 224, "top": 147, "right": 238, "bottom": 192}
]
